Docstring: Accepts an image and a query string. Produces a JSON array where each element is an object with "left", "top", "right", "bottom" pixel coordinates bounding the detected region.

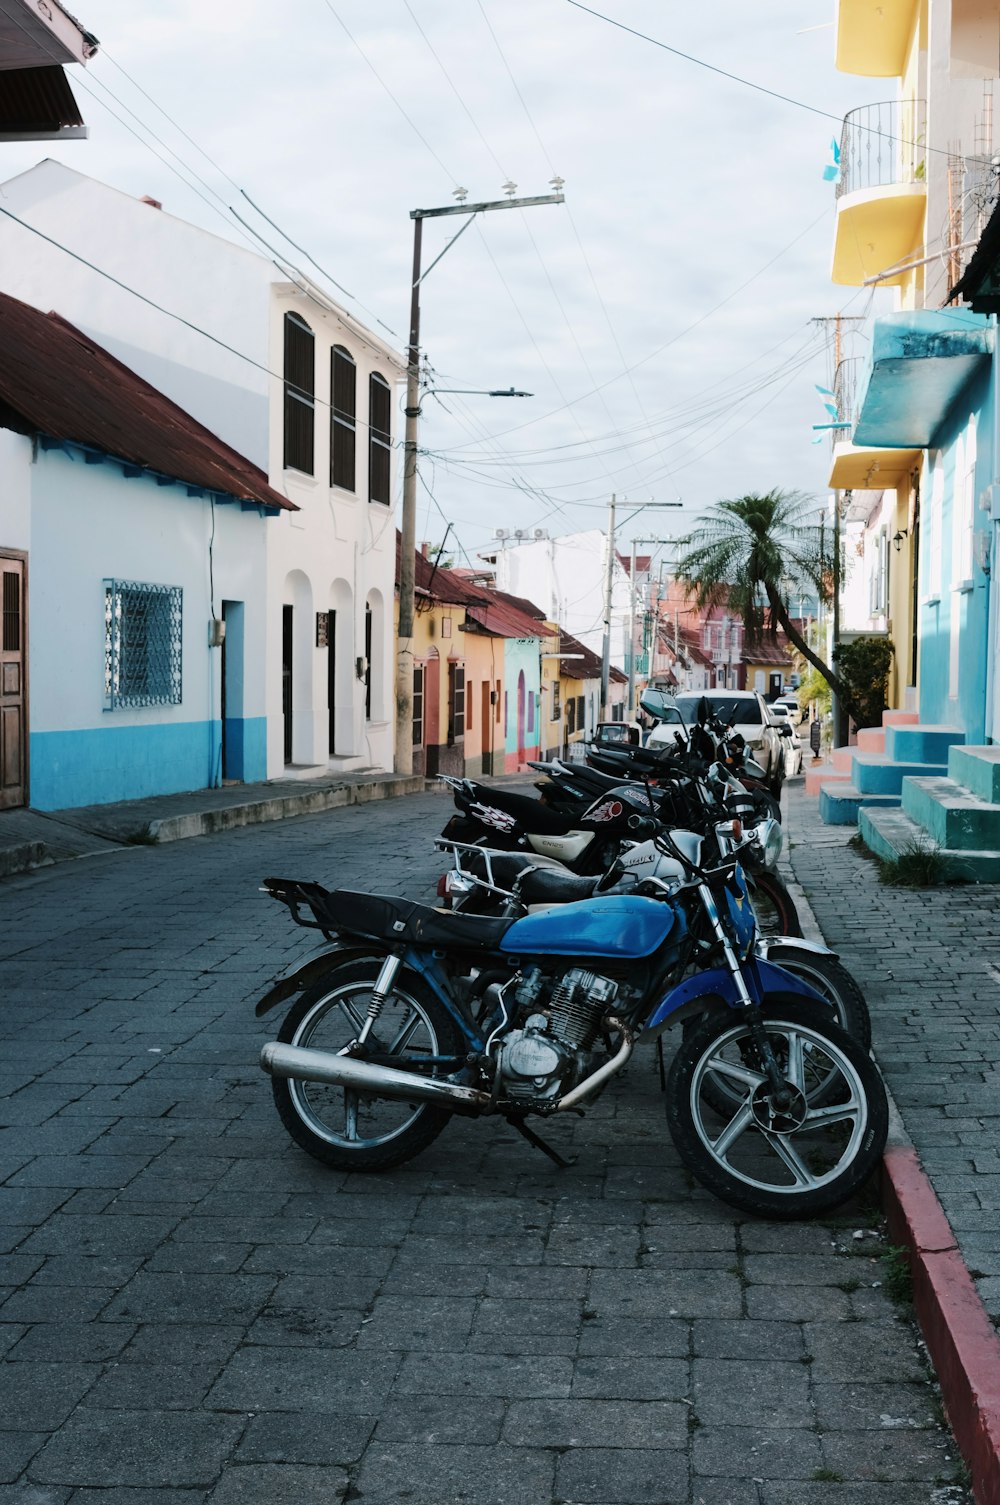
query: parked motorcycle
[
  {"left": 256, "top": 841, "right": 888, "bottom": 1220},
  {"left": 436, "top": 821, "right": 871, "bottom": 1053},
  {"left": 439, "top": 771, "right": 803, "bottom": 938}
]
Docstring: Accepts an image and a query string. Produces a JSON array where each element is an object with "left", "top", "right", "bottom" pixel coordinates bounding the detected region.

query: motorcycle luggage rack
[{"left": 434, "top": 839, "right": 519, "bottom": 902}]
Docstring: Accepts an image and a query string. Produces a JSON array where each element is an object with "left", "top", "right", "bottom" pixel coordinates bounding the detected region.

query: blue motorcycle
[{"left": 256, "top": 845, "right": 887, "bottom": 1220}]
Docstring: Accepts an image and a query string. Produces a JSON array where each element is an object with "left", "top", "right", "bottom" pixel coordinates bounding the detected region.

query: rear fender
[
  {"left": 642, "top": 959, "right": 828, "bottom": 1033},
  {"left": 254, "top": 944, "right": 381, "bottom": 1017}
]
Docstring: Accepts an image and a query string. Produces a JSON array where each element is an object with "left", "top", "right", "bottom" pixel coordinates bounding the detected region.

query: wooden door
[
  {"left": 0, "top": 553, "right": 27, "bottom": 809},
  {"left": 480, "top": 680, "right": 492, "bottom": 775},
  {"left": 282, "top": 605, "right": 293, "bottom": 763}
]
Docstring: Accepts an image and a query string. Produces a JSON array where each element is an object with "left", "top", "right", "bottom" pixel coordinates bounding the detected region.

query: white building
[
  {"left": 0, "top": 160, "right": 405, "bottom": 777},
  {"left": 488, "top": 529, "right": 632, "bottom": 670},
  {"left": 0, "top": 292, "right": 291, "bottom": 811}
]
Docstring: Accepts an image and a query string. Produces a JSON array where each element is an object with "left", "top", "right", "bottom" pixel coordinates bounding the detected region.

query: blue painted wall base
[{"left": 29, "top": 717, "right": 267, "bottom": 810}]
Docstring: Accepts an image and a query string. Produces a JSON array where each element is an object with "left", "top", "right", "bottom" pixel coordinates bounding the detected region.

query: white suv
[{"left": 646, "top": 689, "right": 788, "bottom": 795}]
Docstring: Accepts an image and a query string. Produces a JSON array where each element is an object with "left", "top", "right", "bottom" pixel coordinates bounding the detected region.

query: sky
[{"left": 1, "top": 0, "right": 889, "bottom": 572}]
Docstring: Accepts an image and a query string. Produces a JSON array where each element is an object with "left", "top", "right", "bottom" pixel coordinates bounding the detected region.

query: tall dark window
[
  {"left": 283, "top": 312, "right": 315, "bottom": 474},
  {"left": 331, "top": 345, "right": 356, "bottom": 491},
  {"left": 413, "top": 665, "right": 424, "bottom": 746},
  {"left": 369, "top": 372, "right": 391, "bottom": 504},
  {"left": 447, "top": 664, "right": 465, "bottom": 745}
]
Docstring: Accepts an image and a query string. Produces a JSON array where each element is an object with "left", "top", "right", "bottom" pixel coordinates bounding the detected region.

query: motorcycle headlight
[{"left": 750, "top": 818, "right": 783, "bottom": 868}]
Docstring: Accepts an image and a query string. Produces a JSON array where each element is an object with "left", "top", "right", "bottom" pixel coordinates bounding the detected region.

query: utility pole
[
  {"left": 599, "top": 495, "right": 616, "bottom": 719},
  {"left": 395, "top": 185, "right": 565, "bottom": 775},
  {"left": 626, "top": 534, "right": 681, "bottom": 713},
  {"left": 601, "top": 500, "right": 683, "bottom": 720}
]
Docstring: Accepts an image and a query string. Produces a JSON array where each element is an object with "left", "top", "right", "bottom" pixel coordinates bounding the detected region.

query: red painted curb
[{"left": 882, "top": 1145, "right": 1000, "bottom": 1505}]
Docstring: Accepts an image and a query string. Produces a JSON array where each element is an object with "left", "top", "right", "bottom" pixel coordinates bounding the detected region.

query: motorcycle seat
[
  {"left": 316, "top": 889, "right": 515, "bottom": 952},
  {"left": 516, "top": 868, "right": 599, "bottom": 904}
]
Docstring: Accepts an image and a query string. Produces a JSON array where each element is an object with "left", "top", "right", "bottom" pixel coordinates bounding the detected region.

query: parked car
[
  {"left": 646, "top": 689, "right": 788, "bottom": 795},
  {"left": 774, "top": 695, "right": 803, "bottom": 728},
  {"left": 590, "top": 721, "right": 641, "bottom": 750},
  {"left": 769, "top": 703, "right": 803, "bottom": 776}
]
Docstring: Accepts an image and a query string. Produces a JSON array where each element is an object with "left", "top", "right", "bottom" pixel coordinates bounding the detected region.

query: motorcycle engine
[{"left": 494, "top": 966, "right": 619, "bottom": 1108}]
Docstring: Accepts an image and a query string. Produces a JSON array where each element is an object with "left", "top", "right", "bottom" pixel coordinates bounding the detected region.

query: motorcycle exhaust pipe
[{"left": 259, "top": 1043, "right": 494, "bottom": 1114}]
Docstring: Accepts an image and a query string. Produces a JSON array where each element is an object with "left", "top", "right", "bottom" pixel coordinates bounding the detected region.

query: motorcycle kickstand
[
  {"left": 656, "top": 1036, "right": 666, "bottom": 1093},
  {"left": 504, "top": 1115, "right": 576, "bottom": 1170}
]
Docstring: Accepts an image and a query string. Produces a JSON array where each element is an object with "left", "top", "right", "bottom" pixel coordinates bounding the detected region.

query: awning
[
  {"left": 853, "top": 309, "right": 991, "bottom": 449},
  {"left": 0, "top": 64, "right": 84, "bottom": 138},
  {"left": 0, "top": 0, "right": 97, "bottom": 140}
]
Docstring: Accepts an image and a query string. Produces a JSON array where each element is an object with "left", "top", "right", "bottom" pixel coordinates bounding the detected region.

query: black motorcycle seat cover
[
  {"left": 518, "top": 868, "right": 599, "bottom": 904},
  {"left": 320, "top": 890, "right": 514, "bottom": 951},
  {"left": 467, "top": 783, "right": 577, "bottom": 833}
]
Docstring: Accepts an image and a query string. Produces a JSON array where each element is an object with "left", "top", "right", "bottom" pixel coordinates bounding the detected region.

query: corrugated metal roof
[
  {"left": 396, "top": 535, "right": 492, "bottom": 607},
  {"left": 557, "top": 629, "right": 603, "bottom": 679},
  {"left": 0, "top": 292, "right": 295, "bottom": 510},
  {"left": 465, "top": 591, "right": 548, "bottom": 640},
  {"left": 0, "top": 65, "right": 83, "bottom": 130}
]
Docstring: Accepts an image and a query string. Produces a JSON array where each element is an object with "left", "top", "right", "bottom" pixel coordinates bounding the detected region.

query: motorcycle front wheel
[
  {"left": 763, "top": 946, "right": 871, "bottom": 1052},
  {"left": 665, "top": 1004, "right": 887, "bottom": 1220},
  {"left": 746, "top": 871, "right": 803, "bottom": 938},
  {"left": 272, "top": 961, "right": 462, "bottom": 1172}
]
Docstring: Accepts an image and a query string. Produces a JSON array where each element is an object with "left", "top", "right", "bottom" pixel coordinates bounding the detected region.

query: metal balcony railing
[
  {"left": 833, "top": 356, "right": 863, "bottom": 433},
  {"left": 836, "top": 99, "right": 927, "bottom": 200}
]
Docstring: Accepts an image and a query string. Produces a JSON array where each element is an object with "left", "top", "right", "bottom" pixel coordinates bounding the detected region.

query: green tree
[
  {"left": 674, "top": 489, "right": 862, "bottom": 724},
  {"left": 834, "top": 636, "right": 894, "bottom": 729}
]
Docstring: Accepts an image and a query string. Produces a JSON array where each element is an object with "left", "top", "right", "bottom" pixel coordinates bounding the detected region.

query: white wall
[
  {"left": 0, "top": 429, "right": 32, "bottom": 550},
  {"left": 0, "top": 161, "right": 405, "bottom": 776},
  {"left": 494, "top": 531, "right": 631, "bottom": 664}
]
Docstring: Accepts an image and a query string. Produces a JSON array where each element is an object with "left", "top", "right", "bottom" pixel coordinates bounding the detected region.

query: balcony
[
  {"left": 832, "top": 99, "right": 926, "bottom": 287},
  {"left": 835, "top": 0, "right": 918, "bottom": 79},
  {"left": 827, "top": 356, "right": 921, "bottom": 490}
]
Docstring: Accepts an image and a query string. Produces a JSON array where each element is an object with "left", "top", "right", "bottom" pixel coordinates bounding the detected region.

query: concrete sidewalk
[{"left": 0, "top": 769, "right": 432, "bottom": 879}]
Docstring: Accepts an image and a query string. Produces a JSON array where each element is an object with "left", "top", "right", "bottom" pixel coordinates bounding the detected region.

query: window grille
[
  {"left": 104, "top": 579, "right": 182, "bottom": 710},
  {"left": 369, "top": 372, "right": 392, "bottom": 504},
  {"left": 331, "top": 345, "right": 356, "bottom": 491},
  {"left": 284, "top": 312, "right": 315, "bottom": 474},
  {"left": 2, "top": 569, "right": 20, "bottom": 652},
  {"left": 551, "top": 680, "right": 561, "bottom": 721}
]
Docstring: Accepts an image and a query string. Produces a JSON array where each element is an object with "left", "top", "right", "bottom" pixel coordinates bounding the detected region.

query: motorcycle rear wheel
[
  {"left": 272, "top": 961, "right": 461, "bottom": 1172},
  {"left": 665, "top": 1004, "right": 887, "bottom": 1220}
]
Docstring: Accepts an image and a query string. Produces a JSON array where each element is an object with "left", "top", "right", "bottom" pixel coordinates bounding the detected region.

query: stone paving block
[
  {"left": 577, "top": 1317, "right": 691, "bottom": 1358},
  {"left": 28, "top": 1410, "right": 244, "bottom": 1488},
  {"left": 143, "top": 1241, "right": 252, "bottom": 1274},
  {"left": 119, "top": 1323, "right": 244, "bottom": 1367},
  {"left": 504, "top": 1397, "right": 688, "bottom": 1449},
  {"left": 0, "top": 1433, "right": 46, "bottom": 1486},
  {"left": 821, "top": 1425, "right": 959, "bottom": 1480},
  {"left": 811, "top": 1381, "right": 940, "bottom": 1431},
  {"left": 744, "top": 1283, "right": 853, "bottom": 1322},
  {"left": 207, "top": 1463, "right": 348, "bottom": 1504},
  {"left": 485, "top": 1264, "right": 587, "bottom": 1299},
  {"left": 689, "top": 1481, "right": 766, "bottom": 1505},
  {"left": 391, "top": 1351, "right": 572, "bottom": 1398},
  {"left": 692, "top": 1319, "right": 805, "bottom": 1361},
  {"left": 83, "top": 1361, "right": 224, "bottom": 1410},
  {"left": 691, "top": 1359, "right": 812, "bottom": 1428},
  {"left": 571, "top": 1356, "right": 690, "bottom": 1400},
  {"left": 692, "top": 1423, "right": 823, "bottom": 1478},
  {"left": 373, "top": 1393, "right": 505, "bottom": 1445},
  {"left": 589, "top": 1267, "right": 742, "bottom": 1320},
  {"left": 104, "top": 1271, "right": 275, "bottom": 1326},
  {"left": 378, "top": 1262, "right": 488, "bottom": 1298},
  {"left": 16, "top": 1215, "right": 179, "bottom": 1260},
  {"left": 802, "top": 1323, "right": 925, "bottom": 1384},
  {"left": 555, "top": 1443, "right": 689, "bottom": 1503},
  {"left": 0, "top": 1364, "right": 99, "bottom": 1430},
  {"left": 473, "top": 1296, "right": 580, "bottom": 1338},
  {"left": 234, "top": 1411, "right": 373, "bottom": 1466},
  {"left": 764, "top": 1485, "right": 938, "bottom": 1504},
  {"left": 205, "top": 1347, "right": 399, "bottom": 1413},
  {"left": 244, "top": 1306, "right": 362, "bottom": 1349},
  {"left": 353, "top": 1442, "right": 554, "bottom": 1505},
  {"left": 6, "top": 1323, "right": 135, "bottom": 1363}
]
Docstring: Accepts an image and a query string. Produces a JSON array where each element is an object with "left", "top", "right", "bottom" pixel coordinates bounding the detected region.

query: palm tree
[{"left": 674, "top": 489, "right": 860, "bottom": 723}]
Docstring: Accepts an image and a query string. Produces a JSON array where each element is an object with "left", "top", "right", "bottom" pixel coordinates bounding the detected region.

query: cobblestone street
[{"left": 0, "top": 791, "right": 970, "bottom": 1503}]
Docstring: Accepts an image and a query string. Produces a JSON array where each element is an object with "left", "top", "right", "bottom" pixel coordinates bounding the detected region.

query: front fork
[{"left": 697, "top": 882, "right": 793, "bottom": 1109}]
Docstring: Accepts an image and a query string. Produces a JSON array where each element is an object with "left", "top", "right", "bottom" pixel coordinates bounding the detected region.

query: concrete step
[
  {"left": 831, "top": 746, "right": 854, "bottom": 773},
  {"left": 882, "top": 709, "right": 920, "bottom": 726},
  {"left": 804, "top": 765, "right": 849, "bottom": 796},
  {"left": 818, "top": 783, "right": 901, "bottom": 826},
  {"left": 949, "top": 745, "right": 1000, "bottom": 804},
  {"left": 901, "top": 775, "right": 1000, "bottom": 851},
  {"left": 852, "top": 755, "right": 948, "bottom": 796},
  {"left": 885, "top": 723, "right": 965, "bottom": 764},
  {"left": 858, "top": 805, "right": 1000, "bottom": 883},
  {"left": 855, "top": 727, "right": 885, "bottom": 754}
]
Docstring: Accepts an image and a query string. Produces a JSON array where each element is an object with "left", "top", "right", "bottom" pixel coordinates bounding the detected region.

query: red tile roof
[{"left": 0, "top": 292, "right": 295, "bottom": 510}]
